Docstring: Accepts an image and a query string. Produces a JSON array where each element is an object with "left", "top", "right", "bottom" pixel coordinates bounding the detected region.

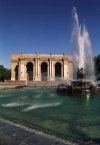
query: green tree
[
  {"left": 4, "top": 68, "right": 11, "bottom": 80},
  {"left": 94, "top": 55, "right": 100, "bottom": 80},
  {"left": 0, "top": 65, "right": 11, "bottom": 82},
  {"left": 0, "top": 65, "right": 5, "bottom": 81}
]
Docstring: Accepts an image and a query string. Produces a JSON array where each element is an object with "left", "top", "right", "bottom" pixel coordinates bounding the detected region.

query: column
[
  {"left": 49, "top": 59, "right": 52, "bottom": 81},
  {"left": 47, "top": 64, "right": 49, "bottom": 81},
  {"left": 33, "top": 64, "right": 35, "bottom": 81},
  {"left": 50, "top": 60, "right": 51, "bottom": 80},
  {"left": 61, "top": 64, "right": 63, "bottom": 81},
  {"left": 63, "top": 61, "right": 68, "bottom": 80},
  {"left": 51, "top": 60, "right": 54, "bottom": 81},
  {"left": 33, "top": 63, "right": 35, "bottom": 81},
  {"left": 49, "top": 59, "right": 54, "bottom": 81},
  {"left": 18, "top": 62, "right": 21, "bottom": 80},
  {"left": 19, "top": 64, "right": 25, "bottom": 80},
  {"left": 53, "top": 64, "right": 55, "bottom": 81},
  {"left": 18, "top": 60, "right": 26, "bottom": 81},
  {"left": 11, "top": 63, "right": 16, "bottom": 81},
  {"left": 24, "top": 65, "right": 27, "bottom": 81},
  {"left": 68, "top": 61, "right": 73, "bottom": 80},
  {"left": 34, "top": 59, "right": 37, "bottom": 81},
  {"left": 34, "top": 58, "right": 40, "bottom": 81},
  {"left": 37, "top": 61, "right": 41, "bottom": 81}
]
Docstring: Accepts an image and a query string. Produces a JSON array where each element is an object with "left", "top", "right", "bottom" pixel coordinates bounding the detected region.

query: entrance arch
[
  {"left": 41, "top": 62, "right": 48, "bottom": 81},
  {"left": 15, "top": 65, "right": 18, "bottom": 80},
  {"left": 26, "top": 62, "right": 33, "bottom": 81},
  {"left": 55, "top": 62, "right": 61, "bottom": 80}
]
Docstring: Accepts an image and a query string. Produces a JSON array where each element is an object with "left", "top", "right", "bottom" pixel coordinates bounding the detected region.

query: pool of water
[{"left": 0, "top": 87, "right": 100, "bottom": 144}]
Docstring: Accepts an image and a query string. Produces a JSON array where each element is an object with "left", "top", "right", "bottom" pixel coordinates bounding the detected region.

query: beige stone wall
[{"left": 11, "top": 53, "right": 72, "bottom": 81}]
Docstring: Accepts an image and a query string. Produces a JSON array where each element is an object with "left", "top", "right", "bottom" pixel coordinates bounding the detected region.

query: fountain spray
[{"left": 71, "top": 7, "right": 95, "bottom": 81}]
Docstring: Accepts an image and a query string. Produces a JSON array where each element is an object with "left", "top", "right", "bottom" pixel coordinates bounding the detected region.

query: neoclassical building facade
[{"left": 11, "top": 52, "right": 72, "bottom": 81}]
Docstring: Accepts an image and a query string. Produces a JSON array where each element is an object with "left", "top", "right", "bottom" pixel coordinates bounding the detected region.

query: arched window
[
  {"left": 55, "top": 62, "right": 61, "bottom": 80},
  {"left": 26, "top": 62, "right": 33, "bottom": 81},
  {"left": 41, "top": 62, "right": 48, "bottom": 81}
]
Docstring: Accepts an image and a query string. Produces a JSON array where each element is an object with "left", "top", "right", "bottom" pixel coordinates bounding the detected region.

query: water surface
[{"left": 0, "top": 87, "right": 100, "bottom": 144}]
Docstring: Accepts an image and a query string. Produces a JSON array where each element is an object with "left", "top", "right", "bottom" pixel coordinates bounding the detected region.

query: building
[{"left": 11, "top": 52, "right": 72, "bottom": 81}]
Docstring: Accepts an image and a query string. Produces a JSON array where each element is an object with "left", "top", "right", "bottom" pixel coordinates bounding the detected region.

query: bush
[{"left": 0, "top": 65, "right": 11, "bottom": 82}]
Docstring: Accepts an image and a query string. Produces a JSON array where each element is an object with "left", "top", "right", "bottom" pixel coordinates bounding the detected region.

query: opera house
[{"left": 11, "top": 52, "right": 72, "bottom": 81}]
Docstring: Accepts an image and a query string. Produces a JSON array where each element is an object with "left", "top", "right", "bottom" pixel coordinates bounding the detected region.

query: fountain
[
  {"left": 71, "top": 7, "right": 95, "bottom": 81},
  {"left": 57, "top": 7, "right": 100, "bottom": 95}
]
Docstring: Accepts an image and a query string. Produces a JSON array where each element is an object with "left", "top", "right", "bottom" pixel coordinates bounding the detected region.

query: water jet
[{"left": 57, "top": 7, "right": 100, "bottom": 95}]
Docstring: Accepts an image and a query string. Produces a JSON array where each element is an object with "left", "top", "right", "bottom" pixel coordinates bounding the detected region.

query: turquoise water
[{"left": 0, "top": 87, "right": 100, "bottom": 143}]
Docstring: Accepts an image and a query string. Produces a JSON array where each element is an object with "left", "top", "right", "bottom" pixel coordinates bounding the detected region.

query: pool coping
[{"left": 0, "top": 117, "right": 79, "bottom": 145}]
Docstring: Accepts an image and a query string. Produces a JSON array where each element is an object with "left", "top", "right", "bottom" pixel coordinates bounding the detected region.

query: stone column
[
  {"left": 48, "top": 59, "right": 50, "bottom": 81},
  {"left": 11, "top": 62, "right": 16, "bottom": 81},
  {"left": 51, "top": 60, "right": 54, "bottom": 81},
  {"left": 49, "top": 59, "right": 53, "bottom": 81},
  {"left": 18, "top": 61, "right": 21, "bottom": 80},
  {"left": 33, "top": 62, "right": 35, "bottom": 81},
  {"left": 34, "top": 58, "right": 40, "bottom": 81},
  {"left": 49, "top": 60, "right": 51, "bottom": 80},
  {"left": 51, "top": 60, "right": 52, "bottom": 79},
  {"left": 47, "top": 64, "right": 49, "bottom": 81},
  {"left": 33, "top": 64, "right": 35, "bottom": 81},
  {"left": 19, "top": 64, "right": 25, "bottom": 80},
  {"left": 53, "top": 64, "right": 55, "bottom": 81},
  {"left": 24, "top": 65, "right": 27, "bottom": 81},
  {"left": 34, "top": 58, "right": 37, "bottom": 81},
  {"left": 37, "top": 59, "right": 39, "bottom": 77},
  {"left": 18, "top": 59, "right": 26, "bottom": 81},
  {"left": 38, "top": 61, "right": 41, "bottom": 81},
  {"left": 63, "top": 60, "right": 68, "bottom": 80},
  {"left": 61, "top": 64, "right": 63, "bottom": 81},
  {"left": 68, "top": 61, "right": 73, "bottom": 80}
]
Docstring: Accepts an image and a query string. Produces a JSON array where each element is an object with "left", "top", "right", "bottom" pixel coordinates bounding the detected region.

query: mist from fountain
[{"left": 71, "top": 7, "right": 95, "bottom": 81}]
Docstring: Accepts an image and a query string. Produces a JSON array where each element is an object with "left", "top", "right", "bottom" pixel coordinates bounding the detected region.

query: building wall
[{"left": 11, "top": 53, "right": 72, "bottom": 81}]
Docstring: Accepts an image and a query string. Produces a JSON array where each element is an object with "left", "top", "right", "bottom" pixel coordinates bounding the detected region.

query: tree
[
  {"left": 0, "top": 65, "right": 11, "bottom": 82},
  {"left": 4, "top": 68, "right": 11, "bottom": 80},
  {"left": 94, "top": 55, "right": 100, "bottom": 80}
]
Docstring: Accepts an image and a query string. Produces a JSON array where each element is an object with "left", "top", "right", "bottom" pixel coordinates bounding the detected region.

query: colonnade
[
  {"left": 11, "top": 53, "right": 72, "bottom": 81},
  {"left": 15, "top": 60, "right": 67, "bottom": 81}
]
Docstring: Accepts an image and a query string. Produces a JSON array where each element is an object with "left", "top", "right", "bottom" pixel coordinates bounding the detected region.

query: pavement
[{"left": 0, "top": 119, "right": 74, "bottom": 145}]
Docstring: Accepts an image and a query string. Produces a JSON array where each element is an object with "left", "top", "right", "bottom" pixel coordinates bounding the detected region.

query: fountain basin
[{"left": 57, "top": 79, "right": 97, "bottom": 95}]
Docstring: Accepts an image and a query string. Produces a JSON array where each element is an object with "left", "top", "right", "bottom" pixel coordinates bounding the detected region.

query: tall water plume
[{"left": 71, "top": 7, "right": 95, "bottom": 80}]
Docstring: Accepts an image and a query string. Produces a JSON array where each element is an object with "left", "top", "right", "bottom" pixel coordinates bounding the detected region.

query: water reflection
[
  {"left": 2, "top": 102, "right": 28, "bottom": 107},
  {"left": 86, "top": 94, "right": 90, "bottom": 103},
  {"left": 23, "top": 102, "right": 61, "bottom": 112}
]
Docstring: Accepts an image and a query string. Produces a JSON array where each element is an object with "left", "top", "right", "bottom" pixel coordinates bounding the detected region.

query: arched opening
[
  {"left": 41, "top": 62, "right": 48, "bottom": 81},
  {"left": 15, "top": 65, "right": 18, "bottom": 80},
  {"left": 55, "top": 62, "right": 61, "bottom": 80},
  {"left": 26, "top": 62, "right": 33, "bottom": 81}
]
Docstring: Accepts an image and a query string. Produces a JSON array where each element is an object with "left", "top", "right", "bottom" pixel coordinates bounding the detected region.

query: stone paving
[{"left": 0, "top": 120, "right": 71, "bottom": 145}]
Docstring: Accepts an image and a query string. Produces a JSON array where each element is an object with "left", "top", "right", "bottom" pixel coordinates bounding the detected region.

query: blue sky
[{"left": 0, "top": 0, "right": 100, "bottom": 68}]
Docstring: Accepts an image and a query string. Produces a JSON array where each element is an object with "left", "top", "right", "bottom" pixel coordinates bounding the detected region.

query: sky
[{"left": 0, "top": 0, "right": 100, "bottom": 68}]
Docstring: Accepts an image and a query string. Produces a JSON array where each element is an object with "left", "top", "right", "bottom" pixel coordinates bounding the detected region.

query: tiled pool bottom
[
  {"left": 0, "top": 119, "right": 68, "bottom": 145},
  {"left": 0, "top": 87, "right": 100, "bottom": 144}
]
